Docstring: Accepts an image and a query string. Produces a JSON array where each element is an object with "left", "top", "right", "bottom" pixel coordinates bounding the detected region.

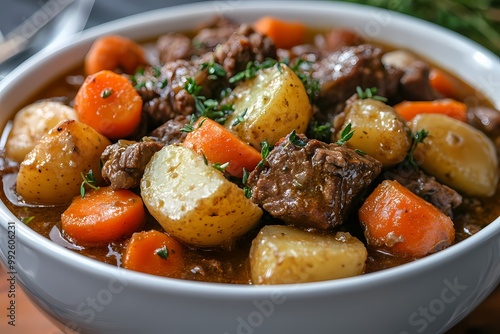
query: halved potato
[
  {"left": 224, "top": 63, "right": 312, "bottom": 149},
  {"left": 6, "top": 101, "right": 78, "bottom": 163},
  {"left": 412, "top": 113, "right": 499, "bottom": 196},
  {"left": 16, "top": 120, "right": 110, "bottom": 205},
  {"left": 140, "top": 145, "right": 262, "bottom": 247},
  {"left": 338, "top": 98, "right": 411, "bottom": 167},
  {"left": 250, "top": 225, "right": 367, "bottom": 284}
]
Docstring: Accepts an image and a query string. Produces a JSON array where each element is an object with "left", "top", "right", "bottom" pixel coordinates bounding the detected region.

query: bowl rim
[{"left": 1, "top": 0, "right": 499, "bottom": 298}]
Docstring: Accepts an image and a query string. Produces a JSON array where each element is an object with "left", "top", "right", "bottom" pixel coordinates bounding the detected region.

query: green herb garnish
[
  {"left": 257, "top": 140, "right": 272, "bottom": 168},
  {"left": 155, "top": 246, "right": 169, "bottom": 259},
  {"left": 288, "top": 130, "right": 307, "bottom": 147},
  {"left": 22, "top": 216, "right": 35, "bottom": 225},
  {"left": 336, "top": 123, "right": 355, "bottom": 146},
  {"left": 406, "top": 129, "right": 429, "bottom": 169},
  {"left": 356, "top": 86, "right": 387, "bottom": 102},
  {"left": 201, "top": 61, "right": 227, "bottom": 80},
  {"left": 232, "top": 109, "right": 248, "bottom": 126},
  {"left": 310, "top": 121, "right": 331, "bottom": 142},
  {"left": 80, "top": 170, "right": 100, "bottom": 197},
  {"left": 242, "top": 168, "right": 252, "bottom": 199},
  {"left": 229, "top": 58, "right": 279, "bottom": 84},
  {"left": 212, "top": 162, "right": 230, "bottom": 172},
  {"left": 101, "top": 88, "right": 114, "bottom": 99}
]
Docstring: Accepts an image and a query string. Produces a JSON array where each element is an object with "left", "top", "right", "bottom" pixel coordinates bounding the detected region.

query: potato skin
[
  {"left": 338, "top": 98, "right": 411, "bottom": 167},
  {"left": 412, "top": 113, "right": 499, "bottom": 197},
  {"left": 140, "top": 145, "right": 262, "bottom": 247},
  {"left": 6, "top": 101, "right": 78, "bottom": 163},
  {"left": 16, "top": 120, "right": 110, "bottom": 205},
  {"left": 224, "top": 63, "right": 312, "bottom": 149},
  {"left": 250, "top": 225, "right": 367, "bottom": 284}
]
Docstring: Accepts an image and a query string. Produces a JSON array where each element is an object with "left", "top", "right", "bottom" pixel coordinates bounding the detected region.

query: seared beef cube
[
  {"left": 213, "top": 24, "right": 277, "bottom": 78},
  {"left": 248, "top": 133, "right": 382, "bottom": 230},
  {"left": 136, "top": 59, "right": 201, "bottom": 127},
  {"left": 150, "top": 115, "right": 190, "bottom": 145},
  {"left": 381, "top": 50, "right": 440, "bottom": 101},
  {"left": 468, "top": 105, "right": 500, "bottom": 136},
  {"left": 312, "top": 44, "right": 402, "bottom": 118},
  {"left": 157, "top": 33, "right": 194, "bottom": 63},
  {"left": 101, "top": 139, "right": 164, "bottom": 190},
  {"left": 384, "top": 166, "right": 462, "bottom": 217},
  {"left": 192, "top": 16, "right": 240, "bottom": 51}
]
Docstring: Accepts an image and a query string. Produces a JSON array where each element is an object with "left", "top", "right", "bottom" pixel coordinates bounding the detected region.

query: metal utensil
[{"left": 0, "top": 0, "right": 94, "bottom": 79}]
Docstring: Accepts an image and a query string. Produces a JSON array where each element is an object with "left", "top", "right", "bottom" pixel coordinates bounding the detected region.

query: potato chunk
[
  {"left": 412, "top": 113, "right": 499, "bottom": 196},
  {"left": 6, "top": 101, "right": 78, "bottom": 163},
  {"left": 338, "top": 98, "right": 411, "bottom": 167},
  {"left": 224, "top": 63, "right": 312, "bottom": 149},
  {"left": 16, "top": 120, "right": 110, "bottom": 205},
  {"left": 250, "top": 225, "right": 367, "bottom": 284},
  {"left": 140, "top": 145, "right": 262, "bottom": 247}
]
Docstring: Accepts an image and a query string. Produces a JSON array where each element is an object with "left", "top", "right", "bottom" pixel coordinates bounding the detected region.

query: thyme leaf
[
  {"left": 336, "top": 123, "right": 355, "bottom": 146},
  {"left": 257, "top": 140, "right": 272, "bottom": 168},
  {"left": 406, "top": 129, "right": 429, "bottom": 169},
  {"left": 356, "top": 86, "right": 387, "bottom": 102},
  {"left": 80, "top": 170, "right": 100, "bottom": 197}
]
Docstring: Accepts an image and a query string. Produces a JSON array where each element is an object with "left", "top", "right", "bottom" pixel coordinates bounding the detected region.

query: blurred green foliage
[{"left": 338, "top": 0, "right": 500, "bottom": 56}]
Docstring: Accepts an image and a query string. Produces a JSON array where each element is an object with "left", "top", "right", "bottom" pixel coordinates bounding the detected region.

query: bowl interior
[{"left": 0, "top": 0, "right": 499, "bottom": 296}]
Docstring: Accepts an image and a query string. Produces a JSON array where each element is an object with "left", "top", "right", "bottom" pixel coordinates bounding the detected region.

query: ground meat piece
[
  {"left": 157, "top": 33, "right": 194, "bottom": 63},
  {"left": 100, "top": 139, "right": 164, "bottom": 190},
  {"left": 213, "top": 24, "right": 277, "bottom": 78},
  {"left": 312, "top": 44, "right": 402, "bottom": 119},
  {"left": 383, "top": 165, "right": 462, "bottom": 217},
  {"left": 248, "top": 133, "right": 382, "bottom": 230},
  {"left": 150, "top": 115, "right": 190, "bottom": 145}
]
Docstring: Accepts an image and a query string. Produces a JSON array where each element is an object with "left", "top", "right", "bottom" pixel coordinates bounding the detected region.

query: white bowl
[{"left": 0, "top": 2, "right": 499, "bottom": 333}]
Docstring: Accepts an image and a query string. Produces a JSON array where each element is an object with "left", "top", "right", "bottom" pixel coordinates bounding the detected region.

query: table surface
[{"left": 0, "top": 1, "right": 499, "bottom": 333}]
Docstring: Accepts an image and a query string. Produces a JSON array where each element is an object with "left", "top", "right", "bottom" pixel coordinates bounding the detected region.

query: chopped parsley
[
  {"left": 201, "top": 61, "right": 227, "bottom": 80},
  {"left": 356, "top": 86, "right": 388, "bottom": 102},
  {"left": 155, "top": 246, "right": 169, "bottom": 259},
  {"left": 101, "top": 88, "right": 114, "bottom": 99}
]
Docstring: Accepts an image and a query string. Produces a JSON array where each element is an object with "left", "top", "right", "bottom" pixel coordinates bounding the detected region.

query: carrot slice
[
  {"left": 254, "top": 16, "right": 306, "bottom": 49},
  {"left": 85, "top": 35, "right": 147, "bottom": 76},
  {"left": 61, "top": 187, "right": 146, "bottom": 246},
  {"left": 394, "top": 99, "right": 467, "bottom": 122},
  {"left": 183, "top": 118, "right": 262, "bottom": 178},
  {"left": 429, "top": 68, "right": 458, "bottom": 99},
  {"left": 74, "top": 70, "right": 143, "bottom": 140},
  {"left": 359, "top": 180, "right": 455, "bottom": 258},
  {"left": 122, "top": 230, "right": 185, "bottom": 277}
]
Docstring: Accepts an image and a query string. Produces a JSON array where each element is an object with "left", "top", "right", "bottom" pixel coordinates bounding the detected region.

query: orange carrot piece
[
  {"left": 61, "top": 187, "right": 146, "bottom": 246},
  {"left": 122, "top": 230, "right": 185, "bottom": 277},
  {"left": 394, "top": 99, "right": 467, "bottom": 122},
  {"left": 183, "top": 118, "right": 262, "bottom": 178},
  {"left": 85, "top": 35, "right": 147, "bottom": 76},
  {"left": 429, "top": 68, "right": 459, "bottom": 99},
  {"left": 74, "top": 70, "right": 143, "bottom": 140},
  {"left": 254, "top": 16, "right": 306, "bottom": 49},
  {"left": 359, "top": 180, "right": 455, "bottom": 258}
]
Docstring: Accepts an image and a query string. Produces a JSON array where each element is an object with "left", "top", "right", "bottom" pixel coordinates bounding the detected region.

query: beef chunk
[
  {"left": 136, "top": 59, "right": 201, "bottom": 127},
  {"left": 248, "top": 133, "right": 382, "bottom": 230},
  {"left": 213, "top": 24, "right": 277, "bottom": 78},
  {"left": 468, "top": 105, "right": 500, "bottom": 135},
  {"left": 137, "top": 25, "right": 276, "bottom": 129},
  {"left": 157, "top": 33, "right": 194, "bottom": 63},
  {"left": 150, "top": 115, "right": 190, "bottom": 145},
  {"left": 384, "top": 166, "right": 462, "bottom": 217},
  {"left": 192, "top": 16, "right": 240, "bottom": 51},
  {"left": 381, "top": 50, "right": 440, "bottom": 101},
  {"left": 312, "top": 44, "right": 402, "bottom": 119},
  {"left": 101, "top": 139, "right": 164, "bottom": 190}
]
